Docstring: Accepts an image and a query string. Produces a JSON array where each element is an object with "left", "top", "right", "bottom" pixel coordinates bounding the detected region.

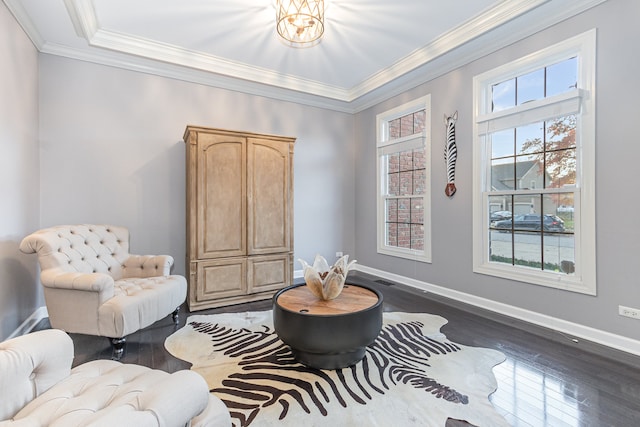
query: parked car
[
  {"left": 557, "top": 205, "right": 574, "bottom": 213},
  {"left": 493, "top": 214, "right": 565, "bottom": 232},
  {"left": 490, "top": 210, "right": 512, "bottom": 221}
]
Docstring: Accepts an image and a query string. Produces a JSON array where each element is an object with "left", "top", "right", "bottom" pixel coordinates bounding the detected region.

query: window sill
[
  {"left": 377, "top": 246, "right": 431, "bottom": 264},
  {"left": 473, "top": 262, "right": 596, "bottom": 296}
]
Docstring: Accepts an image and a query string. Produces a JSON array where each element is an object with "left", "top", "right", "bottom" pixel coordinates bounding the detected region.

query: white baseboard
[
  {"left": 7, "top": 306, "right": 49, "bottom": 340},
  {"left": 353, "top": 264, "right": 640, "bottom": 358}
]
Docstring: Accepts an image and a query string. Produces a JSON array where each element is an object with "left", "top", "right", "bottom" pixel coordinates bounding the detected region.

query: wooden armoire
[{"left": 183, "top": 126, "right": 295, "bottom": 310}]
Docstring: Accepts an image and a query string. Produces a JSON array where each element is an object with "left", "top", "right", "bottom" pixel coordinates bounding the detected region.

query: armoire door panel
[
  {"left": 196, "top": 258, "right": 247, "bottom": 301},
  {"left": 248, "top": 254, "right": 291, "bottom": 293},
  {"left": 247, "top": 139, "right": 290, "bottom": 255},
  {"left": 197, "top": 136, "right": 246, "bottom": 259}
]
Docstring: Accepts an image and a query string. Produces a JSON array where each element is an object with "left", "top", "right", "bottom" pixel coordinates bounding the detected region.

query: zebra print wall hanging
[
  {"left": 165, "top": 311, "right": 508, "bottom": 427},
  {"left": 444, "top": 111, "right": 458, "bottom": 197}
]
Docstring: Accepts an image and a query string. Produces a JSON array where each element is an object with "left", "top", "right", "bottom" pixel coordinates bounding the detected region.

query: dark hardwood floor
[{"left": 41, "top": 272, "right": 640, "bottom": 426}]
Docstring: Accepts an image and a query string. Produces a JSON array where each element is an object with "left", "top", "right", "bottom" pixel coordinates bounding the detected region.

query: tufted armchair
[
  {"left": 0, "top": 329, "right": 231, "bottom": 426},
  {"left": 20, "top": 224, "right": 187, "bottom": 358}
]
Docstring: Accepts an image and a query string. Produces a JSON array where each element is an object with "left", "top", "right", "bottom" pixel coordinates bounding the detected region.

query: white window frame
[
  {"left": 376, "top": 95, "right": 432, "bottom": 263},
  {"left": 472, "top": 30, "right": 596, "bottom": 295}
]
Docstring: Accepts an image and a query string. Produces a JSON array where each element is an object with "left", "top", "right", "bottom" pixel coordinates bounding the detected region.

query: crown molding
[
  {"left": 348, "top": 0, "right": 550, "bottom": 101},
  {"left": 38, "top": 41, "right": 356, "bottom": 113},
  {"left": 59, "top": 0, "right": 555, "bottom": 104},
  {"left": 89, "top": 28, "right": 350, "bottom": 102},
  {"left": 63, "top": 0, "right": 97, "bottom": 39},
  {"left": 63, "top": 0, "right": 349, "bottom": 101},
  {"left": 348, "top": 0, "right": 608, "bottom": 112},
  {"left": 2, "top": 0, "right": 44, "bottom": 48},
  {"left": 5, "top": 0, "right": 608, "bottom": 113}
]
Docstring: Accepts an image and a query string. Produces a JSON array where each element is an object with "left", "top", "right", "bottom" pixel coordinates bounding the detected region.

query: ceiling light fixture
[{"left": 276, "top": 0, "right": 324, "bottom": 47}]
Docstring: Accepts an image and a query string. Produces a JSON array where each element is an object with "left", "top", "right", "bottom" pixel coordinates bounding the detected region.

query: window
[
  {"left": 472, "top": 30, "right": 596, "bottom": 294},
  {"left": 376, "top": 96, "right": 431, "bottom": 262}
]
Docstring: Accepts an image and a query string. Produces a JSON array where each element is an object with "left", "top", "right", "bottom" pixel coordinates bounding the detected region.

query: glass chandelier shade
[{"left": 276, "top": 0, "right": 324, "bottom": 47}]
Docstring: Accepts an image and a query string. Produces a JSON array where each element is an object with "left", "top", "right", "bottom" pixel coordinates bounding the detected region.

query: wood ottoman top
[{"left": 276, "top": 284, "right": 379, "bottom": 315}]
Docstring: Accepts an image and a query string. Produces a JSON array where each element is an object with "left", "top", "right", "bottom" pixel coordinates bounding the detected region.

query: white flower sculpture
[{"left": 298, "top": 254, "right": 357, "bottom": 300}]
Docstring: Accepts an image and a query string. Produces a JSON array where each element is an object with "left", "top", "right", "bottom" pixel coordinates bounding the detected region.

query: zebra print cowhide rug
[{"left": 165, "top": 311, "right": 508, "bottom": 427}]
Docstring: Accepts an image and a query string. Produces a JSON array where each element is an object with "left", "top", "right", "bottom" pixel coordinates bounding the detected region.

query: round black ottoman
[{"left": 273, "top": 283, "right": 383, "bottom": 369}]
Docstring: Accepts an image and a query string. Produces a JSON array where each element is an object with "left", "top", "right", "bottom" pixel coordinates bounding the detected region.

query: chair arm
[
  {"left": 122, "top": 255, "right": 174, "bottom": 278},
  {"left": 0, "top": 330, "right": 73, "bottom": 421},
  {"left": 40, "top": 269, "right": 115, "bottom": 294},
  {"left": 137, "top": 370, "right": 211, "bottom": 427}
]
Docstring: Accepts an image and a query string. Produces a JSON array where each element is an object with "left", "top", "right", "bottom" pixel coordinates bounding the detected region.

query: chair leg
[
  {"left": 110, "top": 337, "right": 126, "bottom": 360},
  {"left": 171, "top": 307, "right": 180, "bottom": 325}
]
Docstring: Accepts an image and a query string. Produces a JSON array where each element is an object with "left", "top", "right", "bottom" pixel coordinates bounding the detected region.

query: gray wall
[
  {"left": 38, "top": 55, "right": 356, "bottom": 278},
  {"left": 354, "top": 0, "right": 640, "bottom": 341},
  {"left": 0, "top": 3, "right": 42, "bottom": 339}
]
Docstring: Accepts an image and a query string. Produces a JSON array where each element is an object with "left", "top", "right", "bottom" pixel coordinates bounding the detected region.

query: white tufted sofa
[
  {"left": 20, "top": 224, "right": 187, "bottom": 357},
  {"left": 0, "top": 329, "right": 231, "bottom": 426}
]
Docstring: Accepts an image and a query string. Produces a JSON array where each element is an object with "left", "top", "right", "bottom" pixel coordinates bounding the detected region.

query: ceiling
[{"left": 5, "top": 0, "right": 604, "bottom": 112}]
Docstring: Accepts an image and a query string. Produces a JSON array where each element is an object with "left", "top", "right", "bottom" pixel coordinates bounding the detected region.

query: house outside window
[
  {"left": 472, "top": 30, "right": 596, "bottom": 294},
  {"left": 376, "top": 96, "right": 432, "bottom": 263}
]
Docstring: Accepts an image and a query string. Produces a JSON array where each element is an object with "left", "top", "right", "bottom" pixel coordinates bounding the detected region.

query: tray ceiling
[{"left": 4, "top": 0, "right": 605, "bottom": 112}]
